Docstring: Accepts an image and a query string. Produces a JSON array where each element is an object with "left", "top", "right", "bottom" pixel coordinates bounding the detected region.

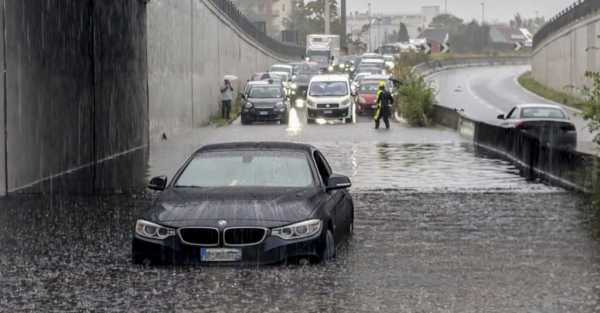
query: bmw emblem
[{"left": 218, "top": 220, "right": 228, "bottom": 227}]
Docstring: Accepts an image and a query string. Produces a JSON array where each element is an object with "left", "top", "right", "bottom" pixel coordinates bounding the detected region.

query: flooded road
[{"left": 1, "top": 115, "right": 599, "bottom": 312}]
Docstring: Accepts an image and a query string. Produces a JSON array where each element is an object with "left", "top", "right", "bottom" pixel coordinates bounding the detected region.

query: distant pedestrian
[
  {"left": 221, "top": 79, "right": 234, "bottom": 119},
  {"left": 374, "top": 81, "right": 394, "bottom": 129}
]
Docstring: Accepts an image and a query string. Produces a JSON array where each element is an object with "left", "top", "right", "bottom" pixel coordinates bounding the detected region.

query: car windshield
[
  {"left": 249, "top": 86, "right": 282, "bottom": 98},
  {"left": 271, "top": 65, "right": 291, "bottom": 74},
  {"left": 176, "top": 150, "right": 314, "bottom": 188},
  {"left": 269, "top": 72, "right": 289, "bottom": 81},
  {"left": 309, "top": 81, "right": 348, "bottom": 97},
  {"left": 308, "top": 50, "right": 330, "bottom": 57},
  {"left": 359, "top": 83, "right": 380, "bottom": 94},
  {"left": 521, "top": 107, "right": 566, "bottom": 119}
]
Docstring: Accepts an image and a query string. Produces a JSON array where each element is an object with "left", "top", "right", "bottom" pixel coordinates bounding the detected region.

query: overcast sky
[{"left": 345, "top": 0, "right": 576, "bottom": 23}]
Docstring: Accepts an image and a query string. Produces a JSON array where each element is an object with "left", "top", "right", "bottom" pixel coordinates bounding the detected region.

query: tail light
[
  {"left": 515, "top": 122, "right": 529, "bottom": 130},
  {"left": 561, "top": 124, "right": 576, "bottom": 131}
]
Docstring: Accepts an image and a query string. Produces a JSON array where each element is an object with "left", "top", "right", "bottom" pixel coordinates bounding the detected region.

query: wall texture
[
  {"left": 147, "top": 0, "right": 296, "bottom": 140},
  {"left": 4, "top": 0, "right": 148, "bottom": 194},
  {"left": 532, "top": 14, "right": 600, "bottom": 96}
]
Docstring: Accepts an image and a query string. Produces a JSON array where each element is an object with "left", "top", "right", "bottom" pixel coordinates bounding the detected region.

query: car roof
[
  {"left": 310, "top": 74, "right": 349, "bottom": 82},
  {"left": 196, "top": 142, "right": 317, "bottom": 154},
  {"left": 361, "top": 58, "right": 385, "bottom": 63},
  {"left": 271, "top": 64, "right": 293, "bottom": 69},
  {"left": 516, "top": 103, "right": 564, "bottom": 109}
]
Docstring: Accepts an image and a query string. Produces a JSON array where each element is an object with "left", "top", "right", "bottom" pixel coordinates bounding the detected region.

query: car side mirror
[
  {"left": 497, "top": 114, "right": 505, "bottom": 120},
  {"left": 326, "top": 174, "right": 352, "bottom": 191},
  {"left": 148, "top": 175, "right": 168, "bottom": 191}
]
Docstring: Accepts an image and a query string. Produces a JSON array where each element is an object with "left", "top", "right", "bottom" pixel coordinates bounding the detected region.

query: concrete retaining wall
[
  {"left": 147, "top": 0, "right": 296, "bottom": 140},
  {"left": 3, "top": 0, "right": 148, "bottom": 194},
  {"left": 532, "top": 13, "right": 600, "bottom": 96}
]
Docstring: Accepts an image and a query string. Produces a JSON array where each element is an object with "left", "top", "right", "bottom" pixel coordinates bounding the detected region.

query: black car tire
[
  {"left": 281, "top": 114, "right": 289, "bottom": 125},
  {"left": 307, "top": 118, "right": 315, "bottom": 124},
  {"left": 321, "top": 229, "right": 336, "bottom": 262},
  {"left": 241, "top": 116, "right": 251, "bottom": 125},
  {"left": 345, "top": 117, "right": 353, "bottom": 124}
]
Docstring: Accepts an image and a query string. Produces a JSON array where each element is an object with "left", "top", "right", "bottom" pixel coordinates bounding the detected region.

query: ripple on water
[{"left": 314, "top": 142, "right": 562, "bottom": 193}]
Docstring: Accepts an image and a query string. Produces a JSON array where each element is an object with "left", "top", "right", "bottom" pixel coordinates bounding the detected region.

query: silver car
[{"left": 497, "top": 104, "right": 577, "bottom": 150}]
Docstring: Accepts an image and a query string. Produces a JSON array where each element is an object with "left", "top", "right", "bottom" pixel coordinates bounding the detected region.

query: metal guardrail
[
  {"left": 413, "top": 56, "right": 531, "bottom": 77},
  {"left": 206, "top": 0, "right": 305, "bottom": 58},
  {"left": 533, "top": 0, "right": 600, "bottom": 49}
]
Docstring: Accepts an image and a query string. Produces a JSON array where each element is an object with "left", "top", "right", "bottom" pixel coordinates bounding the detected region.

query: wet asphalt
[{"left": 1, "top": 113, "right": 600, "bottom": 312}]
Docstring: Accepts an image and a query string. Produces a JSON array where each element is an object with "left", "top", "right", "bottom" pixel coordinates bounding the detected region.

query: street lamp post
[
  {"left": 480, "top": 2, "right": 485, "bottom": 24},
  {"left": 324, "top": 0, "right": 331, "bottom": 34},
  {"left": 368, "top": 2, "right": 372, "bottom": 52}
]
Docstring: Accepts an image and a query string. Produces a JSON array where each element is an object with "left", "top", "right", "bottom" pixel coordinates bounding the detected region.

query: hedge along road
[
  {"left": 1, "top": 92, "right": 599, "bottom": 312},
  {"left": 428, "top": 65, "right": 596, "bottom": 154}
]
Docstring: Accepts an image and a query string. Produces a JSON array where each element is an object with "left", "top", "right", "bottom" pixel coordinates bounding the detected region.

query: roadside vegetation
[
  {"left": 518, "top": 71, "right": 585, "bottom": 110},
  {"left": 582, "top": 71, "right": 600, "bottom": 145},
  {"left": 392, "top": 52, "right": 437, "bottom": 126}
]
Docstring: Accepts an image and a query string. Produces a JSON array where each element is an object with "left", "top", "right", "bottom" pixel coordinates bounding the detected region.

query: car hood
[
  {"left": 308, "top": 96, "right": 348, "bottom": 103},
  {"left": 358, "top": 93, "right": 377, "bottom": 103},
  {"left": 144, "top": 187, "right": 323, "bottom": 228}
]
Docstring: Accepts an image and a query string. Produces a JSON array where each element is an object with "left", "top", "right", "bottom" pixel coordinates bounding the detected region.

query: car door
[
  {"left": 502, "top": 107, "right": 519, "bottom": 127},
  {"left": 314, "top": 150, "right": 349, "bottom": 241}
]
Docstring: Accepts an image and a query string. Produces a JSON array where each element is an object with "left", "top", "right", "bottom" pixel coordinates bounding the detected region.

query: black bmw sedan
[{"left": 132, "top": 142, "right": 354, "bottom": 265}]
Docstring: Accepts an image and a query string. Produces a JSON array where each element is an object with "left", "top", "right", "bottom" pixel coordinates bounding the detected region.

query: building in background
[
  {"left": 347, "top": 6, "right": 441, "bottom": 51},
  {"left": 231, "top": 0, "right": 296, "bottom": 40}
]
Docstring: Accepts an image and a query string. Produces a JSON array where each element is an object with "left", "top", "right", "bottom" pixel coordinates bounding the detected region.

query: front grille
[
  {"left": 178, "top": 228, "right": 219, "bottom": 246},
  {"left": 317, "top": 103, "right": 339, "bottom": 109},
  {"left": 224, "top": 228, "right": 267, "bottom": 246}
]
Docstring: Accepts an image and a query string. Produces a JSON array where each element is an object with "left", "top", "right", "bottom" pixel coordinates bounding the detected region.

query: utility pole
[
  {"left": 341, "top": 0, "right": 347, "bottom": 50},
  {"left": 324, "top": 0, "right": 331, "bottom": 34},
  {"left": 368, "top": 2, "right": 372, "bottom": 52},
  {"left": 444, "top": 0, "right": 448, "bottom": 14}
]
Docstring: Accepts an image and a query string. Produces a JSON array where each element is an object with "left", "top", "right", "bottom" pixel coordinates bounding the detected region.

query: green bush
[
  {"left": 395, "top": 73, "right": 436, "bottom": 126},
  {"left": 583, "top": 71, "right": 600, "bottom": 145}
]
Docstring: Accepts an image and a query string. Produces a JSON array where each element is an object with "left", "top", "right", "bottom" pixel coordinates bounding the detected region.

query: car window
[
  {"left": 309, "top": 81, "right": 348, "bottom": 97},
  {"left": 521, "top": 107, "right": 566, "bottom": 119},
  {"left": 249, "top": 86, "right": 282, "bottom": 98},
  {"left": 313, "top": 151, "right": 332, "bottom": 182},
  {"left": 176, "top": 150, "right": 315, "bottom": 188}
]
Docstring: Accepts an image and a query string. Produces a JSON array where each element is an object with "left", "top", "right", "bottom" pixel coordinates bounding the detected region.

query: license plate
[
  {"left": 323, "top": 110, "right": 333, "bottom": 114},
  {"left": 259, "top": 111, "right": 269, "bottom": 116},
  {"left": 200, "top": 248, "right": 242, "bottom": 262}
]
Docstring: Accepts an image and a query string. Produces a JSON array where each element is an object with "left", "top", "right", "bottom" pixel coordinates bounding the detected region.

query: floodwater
[{"left": 1, "top": 117, "right": 599, "bottom": 312}]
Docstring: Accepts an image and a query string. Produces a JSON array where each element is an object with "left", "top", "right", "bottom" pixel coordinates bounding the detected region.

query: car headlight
[
  {"left": 328, "top": 66, "right": 334, "bottom": 72},
  {"left": 341, "top": 98, "right": 351, "bottom": 107},
  {"left": 290, "top": 83, "right": 297, "bottom": 90},
  {"left": 272, "top": 219, "right": 322, "bottom": 240},
  {"left": 306, "top": 99, "right": 316, "bottom": 108},
  {"left": 135, "top": 220, "right": 176, "bottom": 240},
  {"left": 245, "top": 102, "right": 253, "bottom": 109},
  {"left": 275, "top": 101, "right": 284, "bottom": 108}
]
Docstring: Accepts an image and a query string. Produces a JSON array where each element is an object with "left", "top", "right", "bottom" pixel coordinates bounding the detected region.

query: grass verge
[
  {"left": 518, "top": 71, "right": 585, "bottom": 111},
  {"left": 209, "top": 94, "right": 242, "bottom": 127}
]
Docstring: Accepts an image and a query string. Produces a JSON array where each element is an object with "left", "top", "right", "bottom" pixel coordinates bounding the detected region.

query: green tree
[
  {"left": 429, "top": 14, "right": 464, "bottom": 33},
  {"left": 284, "top": 0, "right": 343, "bottom": 43},
  {"left": 398, "top": 23, "right": 409, "bottom": 42},
  {"left": 583, "top": 71, "right": 600, "bottom": 145}
]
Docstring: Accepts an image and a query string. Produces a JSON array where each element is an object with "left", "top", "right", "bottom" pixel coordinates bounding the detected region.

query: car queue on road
[{"left": 239, "top": 52, "right": 398, "bottom": 126}]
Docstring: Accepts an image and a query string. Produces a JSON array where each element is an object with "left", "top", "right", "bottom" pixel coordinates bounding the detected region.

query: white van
[{"left": 306, "top": 74, "right": 354, "bottom": 124}]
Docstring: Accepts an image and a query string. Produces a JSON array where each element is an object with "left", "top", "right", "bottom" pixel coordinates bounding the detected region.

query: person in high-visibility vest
[{"left": 373, "top": 81, "right": 394, "bottom": 129}]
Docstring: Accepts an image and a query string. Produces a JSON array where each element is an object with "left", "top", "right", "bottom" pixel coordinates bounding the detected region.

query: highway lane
[{"left": 430, "top": 65, "right": 596, "bottom": 153}]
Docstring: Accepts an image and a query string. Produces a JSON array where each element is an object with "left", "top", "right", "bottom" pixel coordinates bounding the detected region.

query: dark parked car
[
  {"left": 133, "top": 142, "right": 354, "bottom": 265},
  {"left": 241, "top": 81, "right": 289, "bottom": 125},
  {"left": 497, "top": 104, "right": 577, "bottom": 150}
]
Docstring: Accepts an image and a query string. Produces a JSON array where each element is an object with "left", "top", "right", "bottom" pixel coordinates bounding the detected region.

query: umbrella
[{"left": 224, "top": 75, "right": 238, "bottom": 81}]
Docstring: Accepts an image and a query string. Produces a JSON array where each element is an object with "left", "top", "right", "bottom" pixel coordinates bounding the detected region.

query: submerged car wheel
[
  {"left": 241, "top": 116, "right": 252, "bottom": 125},
  {"left": 321, "top": 229, "right": 336, "bottom": 262}
]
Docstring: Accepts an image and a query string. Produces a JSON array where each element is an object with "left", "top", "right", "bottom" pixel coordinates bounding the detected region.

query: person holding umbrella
[{"left": 220, "top": 76, "right": 236, "bottom": 119}]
